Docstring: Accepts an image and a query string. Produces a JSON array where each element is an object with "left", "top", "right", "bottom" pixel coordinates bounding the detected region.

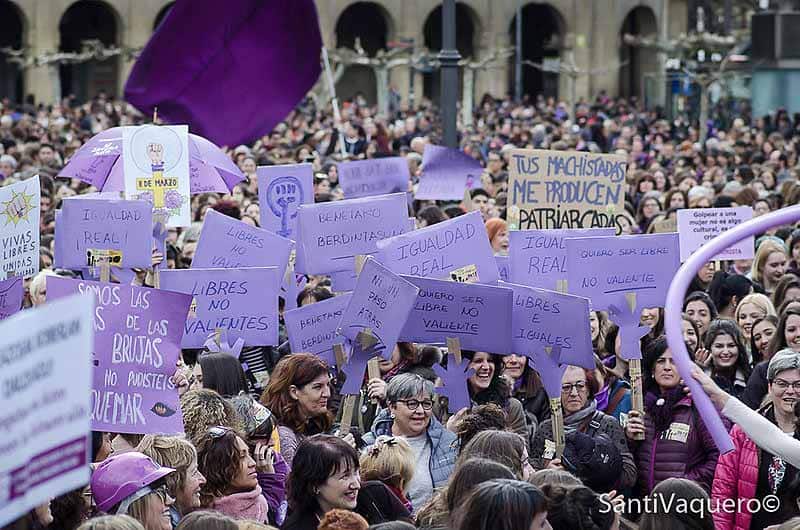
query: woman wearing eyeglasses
[
  {"left": 90, "top": 452, "right": 176, "bottom": 530},
  {"left": 362, "top": 373, "right": 458, "bottom": 512}
]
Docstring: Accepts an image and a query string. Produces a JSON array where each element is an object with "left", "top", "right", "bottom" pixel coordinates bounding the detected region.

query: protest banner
[
  {"left": 0, "top": 277, "right": 23, "bottom": 320},
  {"left": 337, "top": 257, "right": 419, "bottom": 358},
  {"left": 508, "top": 228, "right": 615, "bottom": 290},
  {"left": 257, "top": 163, "right": 313, "bottom": 239},
  {"left": 47, "top": 277, "right": 190, "bottom": 434},
  {"left": 504, "top": 282, "right": 594, "bottom": 369},
  {"left": 284, "top": 293, "right": 352, "bottom": 363},
  {"left": 58, "top": 196, "right": 153, "bottom": 269},
  {"left": 399, "top": 276, "right": 512, "bottom": 354},
  {"left": 338, "top": 157, "right": 409, "bottom": 199},
  {"left": 191, "top": 208, "right": 292, "bottom": 271},
  {"left": 0, "top": 293, "right": 94, "bottom": 526},
  {"left": 496, "top": 255, "right": 509, "bottom": 282},
  {"left": 677, "top": 207, "right": 754, "bottom": 262},
  {"left": 565, "top": 233, "right": 681, "bottom": 310},
  {"left": 509, "top": 149, "right": 628, "bottom": 232},
  {"left": 0, "top": 175, "right": 40, "bottom": 280},
  {"left": 296, "top": 193, "right": 410, "bottom": 274},
  {"left": 376, "top": 211, "right": 499, "bottom": 284},
  {"left": 123, "top": 125, "right": 191, "bottom": 227},
  {"left": 161, "top": 267, "right": 280, "bottom": 348},
  {"left": 415, "top": 144, "right": 482, "bottom": 200}
]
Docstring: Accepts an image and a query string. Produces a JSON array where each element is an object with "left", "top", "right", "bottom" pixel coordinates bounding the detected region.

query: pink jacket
[{"left": 711, "top": 424, "right": 759, "bottom": 530}]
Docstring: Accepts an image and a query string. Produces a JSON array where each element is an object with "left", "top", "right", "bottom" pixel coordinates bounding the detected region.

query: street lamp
[{"left": 439, "top": 0, "right": 461, "bottom": 148}]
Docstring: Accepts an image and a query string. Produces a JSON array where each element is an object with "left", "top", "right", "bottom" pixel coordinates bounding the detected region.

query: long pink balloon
[{"left": 665, "top": 204, "right": 800, "bottom": 454}]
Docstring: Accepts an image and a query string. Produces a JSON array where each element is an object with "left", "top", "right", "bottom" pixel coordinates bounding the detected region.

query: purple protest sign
[
  {"left": 296, "top": 193, "right": 410, "bottom": 274},
  {"left": 376, "top": 211, "right": 499, "bottom": 284},
  {"left": 58, "top": 197, "right": 153, "bottom": 269},
  {"left": 338, "top": 157, "right": 410, "bottom": 199},
  {"left": 399, "top": 276, "right": 512, "bottom": 354},
  {"left": 337, "top": 258, "right": 419, "bottom": 358},
  {"left": 433, "top": 354, "right": 475, "bottom": 413},
  {"left": 530, "top": 345, "right": 567, "bottom": 399},
  {"left": 281, "top": 272, "right": 307, "bottom": 311},
  {"left": 330, "top": 269, "right": 358, "bottom": 292},
  {"left": 496, "top": 256, "right": 509, "bottom": 282},
  {"left": 565, "top": 233, "right": 680, "bottom": 310},
  {"left": 46, "top": 277, "right": 191, "bottom": 434},
  {"left": 192, "top": 209, "right": 293, "bottom": 271},
  {"left": 504, "top": 282, "right": 594, "bottom": 369},
  {"left": 415, "top": 144, "right": 482, "bottom": 200},
  {"left": 677, "top": 207, "right": 754, "bottom": 262},
  {"left": 0, "top": 276, "right": 23, "bottom": 320},
  {"left": 160, "top": 267, "right": 280, "bottom": 348},
  {"left": 257, "top": 163, "right": 313, "bottom": 239},
  {"left": 284, "top": 293, "right": 352, "bottom": 363},
  {"left": 508, "top": 228, "right": 615, "bottom": 290}
]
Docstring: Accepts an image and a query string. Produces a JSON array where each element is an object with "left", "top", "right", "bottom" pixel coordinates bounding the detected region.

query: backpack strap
[{"left": 605, "top": 385, "right": 628, "bottom": 416}]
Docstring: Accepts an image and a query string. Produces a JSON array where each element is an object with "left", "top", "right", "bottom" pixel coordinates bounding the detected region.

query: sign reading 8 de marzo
[{"left": 509, "top": 149, "right": 629, "bottom": 233}]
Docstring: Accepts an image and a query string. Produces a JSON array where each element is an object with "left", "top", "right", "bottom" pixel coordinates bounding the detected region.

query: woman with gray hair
[{"left": 362, "top": 373, "right": 457, "bottom": 513}]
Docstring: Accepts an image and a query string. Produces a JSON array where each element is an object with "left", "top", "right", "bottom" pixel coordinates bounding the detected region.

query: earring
[{"left": 390, "top": 413, "right": 396, "bottom": 419}]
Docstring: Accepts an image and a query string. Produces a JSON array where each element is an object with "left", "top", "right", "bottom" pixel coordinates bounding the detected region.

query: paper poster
[
  {"left": 376, "top": 211, "right": 499, "bottom": 284},
  {"left": 0, "top": 293, "right": 94, "bottom": 527},
  {"left": 338, "top": 157, "right": 409, "bottom": 199},
  {"left": 257, "top": 163, "right": 314, "bottom": 239},
  {"left": 58, "top": 197, "right": 153, "bottom": 269},
  {"left": 508, "top": 228, "right": 615, "bottom": 290},
  {"left": 296, "top": 193, "right": 410, "bottom": 275},
  {"left": 123, "top": 125, "right": 191, "bottom": 227},
  {"left": 0, "top": 277, "right": 23, "bottom": 320},
  {"left": 399, "top": 276, "right": 513, "bottom": 354},
  {"left": 415, "top": 144, "right": 482, "bottom": 200},
  {"left": 284, "top": 293, "right": 352, "bottom": 364},
  {"left": 160, "top": 267, "right": 280, "bottom": 348},
  {"left": 0, "top": 175, "right": 40, "bottom": 279},
  {"left": 191, "top": 209, "right": 293, "bottom": 271},
  {"left": 565, "top": 233, "right": 681, "bottom": 310},
  {"left": 508, "top": 149, "right": 628, "bottom": 233},
  {"left": 47, "top": 277, "right": 190, "bottom": 434},
  {"left": 677, "top": 207, "right": 754, "bottom": 262}
]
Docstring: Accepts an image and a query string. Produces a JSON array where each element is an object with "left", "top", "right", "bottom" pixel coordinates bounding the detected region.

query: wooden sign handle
[
  {"left": 339, "top": 395, "right": 356, "bottom": 435},
  {"left": 625, "top": 291, "right": 645, "bottom": 440},
  {"left": 367, "top": 357, "right": 381, "bottom": 405},
  {"left": 334, "top": 343, "right": 347, "bottom": 372},
  {"left": 550, "top": 397, "right": 566, "bottom": 458},
  {"left": 446, "top": 337, "right": 462, "bottom": 365},
  {"left": 99, "top": 262, "right": 110, "bottom": 283}
]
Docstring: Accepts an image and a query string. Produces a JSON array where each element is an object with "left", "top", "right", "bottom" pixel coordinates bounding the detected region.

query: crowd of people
[{"left": 4, "top": 84, "right": 800, "bottom": 530}]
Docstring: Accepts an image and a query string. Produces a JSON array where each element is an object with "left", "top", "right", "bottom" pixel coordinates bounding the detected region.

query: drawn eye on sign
[{"left": 267, "top": 176, "right": 303, "bottom": 237}]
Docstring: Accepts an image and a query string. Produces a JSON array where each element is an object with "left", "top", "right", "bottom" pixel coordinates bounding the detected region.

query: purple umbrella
[{"left": 58, "top": 127, "right": 246, "bottom": 194}]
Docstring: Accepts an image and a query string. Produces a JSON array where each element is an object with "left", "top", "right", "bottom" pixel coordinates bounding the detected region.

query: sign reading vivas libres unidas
[{"left": 509, "top": 149, "right": 628, "bottom": 233}]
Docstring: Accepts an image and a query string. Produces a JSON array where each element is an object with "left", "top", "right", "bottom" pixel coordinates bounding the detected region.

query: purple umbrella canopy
[{"left": 58, "top": 127, "right": 245, "bottom": 194}]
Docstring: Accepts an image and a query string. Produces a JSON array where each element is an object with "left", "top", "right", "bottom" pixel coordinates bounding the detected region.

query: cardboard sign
[
  {"left": 257, "top": 163, "right": 313, "bottom": 239},
  {"left": 376, "top": 211, "right": 499, "bottom": 284},
  {"left": 399, "top": 276, "right": 513, "bottom": 354},
  {"left": 296, "top": 193, "right": 410, "bottom": 274},
  {"left": 47, "top": 277, "right": 191, "bottom": 434},
  {"left": 123, "top": 125, "right": 191, "bottom": 227},
  {"left": 58, "top": 197, "right": 153, "bottom": 269},
  {"left": 337, "top": 258, "right": 419, "bottom": 357},
  {"left": 509, "top": 149, "right": 628, "bottom": 232},
  {"left": 338, "top": 157, "right": 409, "bottom": 199},
  {"left": 330, "top": 269, "right": 358, "bottom": 292},
  {"left": 192, "top": 209, "right": 292, "bottom": 271},
  {"left": 415, "top": 144, "right": 482, "bottom": 200},
  {"left": 284, "top": 293, "right": 352, "bottom": 363},
  {"left": 565, "top": 233, "right": 680, "bottom": 310},
  {"left": 508, "top": 228, "right": 615, "bottom": 290},
  {"left": 160, "top": 267, "right": 280, "bottom": 348},
  {"left": 504, "top": 282, "right": 594, "bottom": 369},
  {"left": 0, "top": 175, "right": 40, "bottom": 279},
  {"left": 0, "top": 277, "right": 23, "bottom": 320},
  {"left": 677, "top": 207, "right": 754, "bottom": 262},
  {"left": 496, "top": 255, "right": 510, "bottom": 282},
  {"left": 0, "top": 293, "right": 94, "bottom": 526}
]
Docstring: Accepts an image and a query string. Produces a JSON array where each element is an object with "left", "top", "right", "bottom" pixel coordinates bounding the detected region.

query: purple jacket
[
  {"left": 629, "top": 395, "right": 720, "bottom": 495},
  {"left": 258, "top": 451, "right": 289, "bottom": 526}
]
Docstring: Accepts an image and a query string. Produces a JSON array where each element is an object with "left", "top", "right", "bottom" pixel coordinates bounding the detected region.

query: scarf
[
  {"left": 595, "top": 384, "right": 611, "bottom": 412},
  {"left": 644, "top": 386, "right": 686, "bottom": 434},
  {"left": 212, "top": 485, "right": 269, "bottom": 522},
  {"left": 563, "top": 400, "right": 598, "bottom": 434}
]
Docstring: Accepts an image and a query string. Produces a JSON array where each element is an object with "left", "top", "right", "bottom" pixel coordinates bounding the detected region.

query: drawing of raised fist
[{"left": 147, "top": 143, "right": 164, "bottom": 165}]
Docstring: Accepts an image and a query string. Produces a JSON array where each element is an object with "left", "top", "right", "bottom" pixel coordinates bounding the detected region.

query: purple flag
[
  {"left": 160, "top": 267, "right": 280, "bottom": 348},
  {"left": 338, "top": 157, "right": 410, "bottom": 199},
  {"left": 192, "top": 209, "right": 292, "bottom": 271},
  {"left": 337, "top": 258, "right": 419, "bottom": 358},
  {"left": 257, "top": 163, "right": 314, "bottom": 239},
  {"left": 47, "top": 277, "right": 191, "bottom": 434},
  {"left": 399, "top": 276, "right": 513, "bottom": 354},
  {"left": 508, "top": 228, "right": 615, "bottom": 290},
  {"left": 284, "top": 293, "right": 352, "bottom": 364},
  {"left": 376, "top": 211, "right": 499, "bottom": 284},
  {"left": 415, "top": 144, "right": 482, "bottom": 200},
  {"left": 0, "top": 276, "right": 23, "bottom": 320},
  {"left": 124, "top": 0, "right": 322, "bottom": 147}
]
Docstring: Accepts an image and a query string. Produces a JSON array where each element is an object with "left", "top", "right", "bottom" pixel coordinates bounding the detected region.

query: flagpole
[{"left": 322, "top": 47, "right": 349, "bottom": 159}]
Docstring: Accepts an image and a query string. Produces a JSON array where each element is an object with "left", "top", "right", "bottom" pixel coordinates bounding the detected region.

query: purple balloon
[{"left": 665, "top": 205, "right": 800, "bottom": 454}]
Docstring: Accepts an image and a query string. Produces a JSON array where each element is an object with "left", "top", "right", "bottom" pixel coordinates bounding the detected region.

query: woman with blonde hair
[
  {"left": 751, "top": 239, "right": 788, "bottom": 295},
  {"left": 76, "top": 515, "right": 145, "bottom": 530},
  {"left": 735, "top": 293, "right": 777, "bottom": 347},
  {"left": 359, "top": 436, "right": 415, "bottom": 512}
]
